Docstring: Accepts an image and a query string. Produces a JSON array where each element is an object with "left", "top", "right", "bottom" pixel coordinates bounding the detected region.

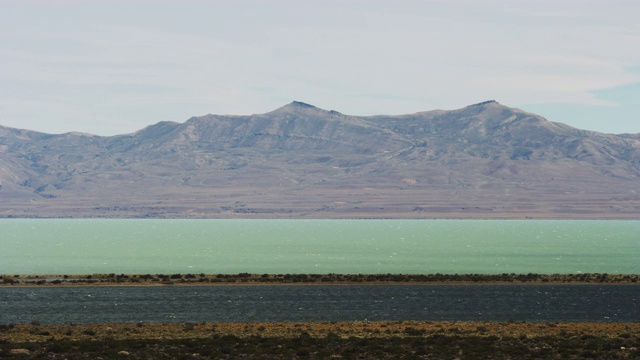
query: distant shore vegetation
[{"left": 1, "top": 272, "right": 638, "bottom": 286}]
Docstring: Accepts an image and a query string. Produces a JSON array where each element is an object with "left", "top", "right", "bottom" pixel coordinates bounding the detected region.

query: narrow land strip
[
  {"left": 3, "top": 321, "right": 640, "bottom": 342},
  {"left": 2, "top": 273, "right": 639, "bottom": 286}
]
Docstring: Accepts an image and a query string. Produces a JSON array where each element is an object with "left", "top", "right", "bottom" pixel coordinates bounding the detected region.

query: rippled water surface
[
  {"left": 1, "top": 219, "right": 638, "bottom": 274},
  {"left": 1, "top": 285, "right": 638, "bottom": 324}
]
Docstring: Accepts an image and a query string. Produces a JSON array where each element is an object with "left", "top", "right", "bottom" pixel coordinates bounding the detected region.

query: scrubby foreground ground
[{"left": 1, "top": 321, "right": 638, "bottom": 359}]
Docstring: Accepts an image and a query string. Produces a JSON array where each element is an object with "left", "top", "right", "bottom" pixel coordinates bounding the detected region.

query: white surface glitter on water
[{"left": 1, "top": 219, "right": 638, "bottom": 275}]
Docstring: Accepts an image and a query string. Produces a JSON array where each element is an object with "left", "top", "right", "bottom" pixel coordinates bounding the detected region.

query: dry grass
[{"left": 2, "top": 321, "right": 639, "bottom": 359}]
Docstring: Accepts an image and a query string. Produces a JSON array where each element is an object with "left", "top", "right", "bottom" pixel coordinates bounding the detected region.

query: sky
[{"left": 1, "top": 0, "right": 639, "bottom": 136}]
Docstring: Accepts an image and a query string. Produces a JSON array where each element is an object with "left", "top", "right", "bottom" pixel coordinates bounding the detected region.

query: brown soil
[{"left": 1, "top": 321, "right": 639, "bottom": 359}]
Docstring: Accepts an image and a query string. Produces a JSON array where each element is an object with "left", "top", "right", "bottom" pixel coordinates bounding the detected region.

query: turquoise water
[{"left": 0, "top": 219, "right": 638, "bottom": 275}]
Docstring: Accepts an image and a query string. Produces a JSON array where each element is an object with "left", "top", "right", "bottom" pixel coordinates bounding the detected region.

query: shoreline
[
  {"left": 3, "top": 321, "right": 639, "bottom": 342},
  {"left": 2, "top": 214, "right": 640, "bottom": 220},
  {"left": 2, "top": 272, "right": 639, "bottom": 287}
]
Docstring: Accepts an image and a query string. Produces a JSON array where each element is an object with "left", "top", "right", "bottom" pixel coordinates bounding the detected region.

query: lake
[
  {"left": 1, "top": 284, "right": 638, "bottom": 324},
  {"left": 1, "top": 219, "right": 638, "bottom": 275}
]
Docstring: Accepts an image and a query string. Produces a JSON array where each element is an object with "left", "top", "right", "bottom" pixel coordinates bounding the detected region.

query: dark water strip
[{"left": 1, "top": 285, "right": 638, "bottom": 324}]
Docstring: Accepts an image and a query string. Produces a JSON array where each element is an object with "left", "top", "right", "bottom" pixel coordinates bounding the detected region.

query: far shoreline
[
  {"left": 2, "top": 272, "right": 638, "bottom": 287},
  {"left": 2, "top": 215, "right": 640, "bottom": 220}
]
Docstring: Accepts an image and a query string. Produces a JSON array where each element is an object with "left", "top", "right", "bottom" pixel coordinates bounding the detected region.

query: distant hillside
[{"left": 1, "top": 101, "right": 639, "bottom": 218}]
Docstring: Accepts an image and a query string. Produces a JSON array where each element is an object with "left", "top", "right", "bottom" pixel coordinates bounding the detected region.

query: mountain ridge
[{"left": 1, "top": 101, "right": 638, "bottom": 218}]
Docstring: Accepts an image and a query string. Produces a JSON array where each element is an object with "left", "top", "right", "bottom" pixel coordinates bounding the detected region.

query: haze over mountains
[{"left": 1, "top": 101, "right": 639, "bottom": 218}]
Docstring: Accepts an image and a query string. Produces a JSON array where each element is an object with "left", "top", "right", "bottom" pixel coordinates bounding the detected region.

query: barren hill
[{"left": 1, "top": 101, "right": 639, "bottom": 218}]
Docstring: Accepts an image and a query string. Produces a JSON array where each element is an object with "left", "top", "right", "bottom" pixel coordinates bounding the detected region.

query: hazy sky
[{"left": 1, "top": 0, "right": 639, "bottom": 135}]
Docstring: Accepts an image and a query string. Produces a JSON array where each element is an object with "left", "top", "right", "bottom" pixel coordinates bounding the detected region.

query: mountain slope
[{"left": 1, "top": 101, "right": 638, "bottom": 218}]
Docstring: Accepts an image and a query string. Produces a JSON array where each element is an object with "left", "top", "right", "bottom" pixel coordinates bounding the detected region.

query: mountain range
[{"left": 1, "top": 101, "right": 639, "bottom": 218}]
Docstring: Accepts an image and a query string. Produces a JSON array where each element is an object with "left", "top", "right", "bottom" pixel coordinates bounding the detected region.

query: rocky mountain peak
[
  {"left": 290, "top": 101, "right": 316, "bottom": 108},
  {"left": 266, "top": 101, "right": 336, "bottom": 117},
  {"left": 1, "top": 102, "right": 639, "bottom": 219},
  {"left": 470, "top": 100, "right": 499, "bottom": 107}
]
